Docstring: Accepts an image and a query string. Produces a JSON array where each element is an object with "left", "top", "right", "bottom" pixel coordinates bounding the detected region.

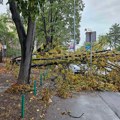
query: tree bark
[
  {"left": 0, "top": 51, "right": 2, "bottom": 63},
  {"left": 9, "top": 1, "right": 36, "bottom": 84},
  {"left": 49, "top": 0, "right": 53, "bottom": 44},
  {"left": 18, "top": 17, "right": 36, "bottom": 84},
  {"left": 41, "top": 0, "right": 53, "bottom": 45},
  {"left": 41, "top": 6, "right": 48, "bottom": 44}
]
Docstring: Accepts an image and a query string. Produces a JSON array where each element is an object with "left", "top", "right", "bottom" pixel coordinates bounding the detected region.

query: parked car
[{"left": 69, "top": 64, "right": 80, "bottom": 73}]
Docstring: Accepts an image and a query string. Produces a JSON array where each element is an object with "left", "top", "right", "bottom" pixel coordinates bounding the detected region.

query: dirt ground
[{"left": 0, "top": 63, "right": 51, "bottom": 120}]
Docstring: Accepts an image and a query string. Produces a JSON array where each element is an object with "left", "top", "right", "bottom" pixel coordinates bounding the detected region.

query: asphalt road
[{"left": 45, "top": 92, "right": 120, "bottom": 120}]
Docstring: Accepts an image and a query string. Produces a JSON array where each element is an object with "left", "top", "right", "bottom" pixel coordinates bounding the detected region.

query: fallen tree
[{"left": 11, "top": 50, "right": 120, "bottom": 67}]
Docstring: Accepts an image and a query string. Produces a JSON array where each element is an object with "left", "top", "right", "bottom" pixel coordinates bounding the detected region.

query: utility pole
[
  {"left": 89, "top": 32, "right": 92, "bottom": 70},
  {"left": 73, "top": 0, "right": 76, "bottom": 52}
]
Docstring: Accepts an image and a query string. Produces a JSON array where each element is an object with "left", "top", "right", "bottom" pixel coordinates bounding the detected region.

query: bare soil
[{"left": 0, "top": 63, "right": 49, "bottom": 120}]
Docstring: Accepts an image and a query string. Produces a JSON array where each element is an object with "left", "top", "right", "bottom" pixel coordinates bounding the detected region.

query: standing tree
[
  {"left": 0, "top": 14, "right": 9, "bottom": 44},
  {"left": 107, "top": 23, "right": 120, "bottom": 50},
  {"left": 96, "top": 35, "right": 109, "bottom": 50},
  {"left": 36, "top": 0, "right": 84, "bottom": 47},
  {"left": 8, "top": 0, "right": 45, "bottom": 84},
  {"left": 0, "top": 13, "right": 19, "bottom": 56}
]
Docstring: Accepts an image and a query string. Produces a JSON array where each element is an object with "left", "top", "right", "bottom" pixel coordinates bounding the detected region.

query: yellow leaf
[{"left": 37, "top": 109, "right": 39, "bottom": 112}]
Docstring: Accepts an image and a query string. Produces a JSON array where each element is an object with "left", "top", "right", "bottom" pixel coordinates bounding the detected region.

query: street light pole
[
  {"left": 73, "top": 0, "right": 76, "bottom": 52},
  {"left": 89, "top": 32, "right": 92, "bottom": 70}
]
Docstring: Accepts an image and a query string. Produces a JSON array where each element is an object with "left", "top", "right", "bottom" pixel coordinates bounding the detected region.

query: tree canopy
[
  {"left": 96, "top": 23, "right": 120, "bottom": 51},
  {"left": 107, "top": 23, "right": 120, "bottom": 50},
  {"left": 36, "top": 0, "right": 84, "bottom": 46}
]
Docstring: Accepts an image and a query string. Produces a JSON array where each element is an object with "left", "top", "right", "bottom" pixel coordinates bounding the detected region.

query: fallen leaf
[
  {"left": 6, "top": 80, "right": 9, "bottom": 83},
  {"left": 40, "top": 114, "right": 45, "bottom": 118},
  {"left": 18, "top": 104, "right": 20, "bottom": 108},
  {"left": 37, "top": 109, "right": 39, "bottom": 112},
  {"left": 48, "top": 98, "right": 52, "bottom": 103},
  {"left": 40, "top": 115, "right": 43, "bottom": 118},
  {"left": 30, "top": 117, "right": 34, "bottom": 120}
]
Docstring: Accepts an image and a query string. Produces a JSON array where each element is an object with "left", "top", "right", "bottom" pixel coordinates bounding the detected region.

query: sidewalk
[{"left": 45, "top": 92, "right": 120, "bottom": 120}]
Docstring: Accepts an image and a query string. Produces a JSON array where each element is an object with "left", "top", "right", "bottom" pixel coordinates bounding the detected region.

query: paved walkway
[{"left": 45, "top": 92, "right": 120, "bottom": 120}]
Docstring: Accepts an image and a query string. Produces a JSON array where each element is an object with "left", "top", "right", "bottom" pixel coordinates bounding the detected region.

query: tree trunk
[
  {"left": 9, "top": 1, "right": 36, "bottom": 84},
  {"left": 46, "top": 36, "right": 52, "bottom": 44},
  {"left": 18, "top": 17, "right": 36, "bottom": 84},
  {"left": 41, "top": 6, "right": 52, "bottom": 45},
  {"left": 41, "top": 1, "right": 53, "bottom": 45},
  {"left": 0, "top": 51, "right": 2, "bottom": 63}
]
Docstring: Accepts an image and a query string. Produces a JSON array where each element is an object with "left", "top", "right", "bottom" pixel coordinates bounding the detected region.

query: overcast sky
[
  {"left": 0, "top": 0, "right": 8, "bottom": 13},
  {"left": 80, "top": 0, "right": 120, "bottom": 45},
  {"left": 0, "top": 0, "right": 120, "bottom": 46}
]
